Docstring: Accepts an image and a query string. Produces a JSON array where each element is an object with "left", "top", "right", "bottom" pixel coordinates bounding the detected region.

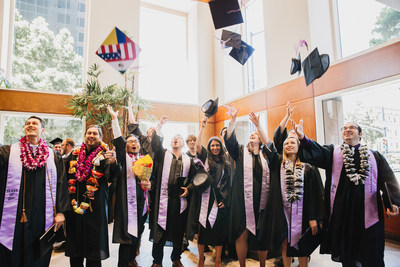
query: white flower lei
[
  {"left": 284, "top": 159, "right": 304, "bottom": 203},
  {"left": 341, "top": 143, "right": 370, "bottom": 185}
]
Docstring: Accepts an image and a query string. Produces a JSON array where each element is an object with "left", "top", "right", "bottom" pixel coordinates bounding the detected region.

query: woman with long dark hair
[{"left": 187, "top": 117, "right": 230, "bottom": 267}]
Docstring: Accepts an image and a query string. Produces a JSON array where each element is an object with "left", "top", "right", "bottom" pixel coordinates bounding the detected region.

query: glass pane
[
  {"left": 139, "top": 7, "right": 197, "bottom": 104},
  {"left": 336, "top": 0, "right": 400, "bottom": 58},
  {"left": 11, "top": 0, "right": 86, "bottom": 93},
  {"left": 0, "top": 113, "right": 84, "bottom": 147},
  {"left": 243, "top": 0, "right": 267, "bottom": 92},
  {"left": 322, "top": 80, "right": 400, "bottom": 184}
]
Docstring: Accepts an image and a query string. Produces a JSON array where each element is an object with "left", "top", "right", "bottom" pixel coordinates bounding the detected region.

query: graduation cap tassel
[{"left": 20, "top": 171, "right": 28, "bottom": 223}]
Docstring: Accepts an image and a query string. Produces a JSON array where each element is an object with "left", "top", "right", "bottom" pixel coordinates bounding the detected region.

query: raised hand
[
  {"left": 286, "top": 101, "right": 296, "bottom": 118},
  {"left": 159, "top": 115, "right": 168, "bottom": 125},
  {"left": 291, "top": 119, "right": 304, "bottom": 139},
  {"left": 230, "top": 105, "right": 239, "bottom": 120},
  {"left": 249, "top": 112, "right": 260, "bottom": 127},
  {"left": 105, "top": 146, "right": 116, "bottom": 164},
  {"left": 200, "top": 117, "right": 208, "bottom": 128},
  {"left": 107, "top": 105, "right": 119, "bottom": 120}
]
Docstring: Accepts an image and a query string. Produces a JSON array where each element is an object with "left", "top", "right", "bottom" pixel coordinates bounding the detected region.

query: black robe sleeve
[
  {"left": 273, "top": 126, "right": 287, "bottom": 155},
  {"left": 374, "top": 151, "right": 400, "bottom": 207},
  {"left": 224, "top": 130, "right": 240, "bottom": 162},
  {"left": 54, "top": 150, "right": 70, "bottom": 214},
  {"left": 298, "top": 138, "right": 334, "bottom": 170}
]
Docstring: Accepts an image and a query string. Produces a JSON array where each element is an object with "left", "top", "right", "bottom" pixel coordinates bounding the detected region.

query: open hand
[{"left": 107, "top": 105, "right": 119, "bottom": 120}]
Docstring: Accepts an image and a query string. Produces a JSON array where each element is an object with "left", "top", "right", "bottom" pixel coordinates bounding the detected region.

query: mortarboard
[
  {"left": 290, "top": 53, "right": 302, "bottom": 76},
  {"left": 202, "top": 97, "right": 219, "bottom": 118},
  {"left": 221, "top": 30, "right": 242, "bottom": 49},
  {"left": 229, "top": 40, "right": 255, "bottom": 65},
  {"left": 302, "top": 47, "right": 330, "bottom": 86},
  {"left": 209, "top": 0, "right": 244, "bottom": 30},
  {"left": 96, "top": 27, "right": 141, "bottom": 74},
  {"left": 50, "top": 137, "right": 63, "bottom": 146}
]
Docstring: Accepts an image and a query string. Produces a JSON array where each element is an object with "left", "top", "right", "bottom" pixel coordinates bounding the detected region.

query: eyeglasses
[
  {"left": 127, "top": 140, "right": 138, "bottom": 144},
  {"left": 341, "top": 125, "right": 358, "bottom": 131}
]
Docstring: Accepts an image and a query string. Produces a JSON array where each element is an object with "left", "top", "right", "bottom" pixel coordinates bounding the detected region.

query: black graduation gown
[
  {"left": 298, "top": 139, "right": 400, "bottom": 265},
  {"left": 260, "top": 147, "right": 324, "bottom": 256},
  {"left": 0, "top": 145, "right": 69, "bottom": 267},
  {"left": 224, "top": 131, "right": 270, "bottom": 250},
  {"left": 64, "top": 147, "right": 119, "bottom": 261},
  {"left": 148, "top": 131, "right": 195, "bottom": 244},
  {"left": 186, "top": 147, "right": 230, "bottom": 246},
  {"left": 112, "top": 136, "right": 146, "bottom": 245}
]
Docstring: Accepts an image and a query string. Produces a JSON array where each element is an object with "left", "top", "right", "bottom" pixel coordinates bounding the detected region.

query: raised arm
[
  {"left": 152, "top": 115, "right": 168, "bottom": 153},
  {"left": 279, "top": 101, "right": 295, "bottom": 134},
  {"left": 196, "top": 117, "right": 208, "bottom": 155},
  {"left": 107, "top": 105, "right": 122, "bottom": 139},
  {"left": 154, "top": 115, "right": 168, "bottom": 136},
  {"left": 291, "top": 119, "right": 333, "bottom": 169},
  {"left": 226, "top": 105, "right": 239, "bottom": 139},
  {"left": 249, "top": 112, "right": 270, "bottom": 145},
  {"left": 128, "top": 97, "right": 136, "bottom": 124}
]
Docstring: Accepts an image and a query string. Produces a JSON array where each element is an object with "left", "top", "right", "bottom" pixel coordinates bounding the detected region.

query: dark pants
[
  {"left": 70, "top": 257, "right": 101, "bottom": 267},
  {"left": 118, "top": 242, "right": 139, "bottom": 267},
  {"left": 152, "top": 230, "right": 184, "bottom": 265}
]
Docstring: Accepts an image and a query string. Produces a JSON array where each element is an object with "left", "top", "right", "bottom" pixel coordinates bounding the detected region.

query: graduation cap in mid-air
[
  {"left": 221, "top": 29, "right": 242, "bottom": 49},
  {"left": 201, "top": 97, "right": 219, "bottom": 118},
  {"left": 290, "top": 53, "right": 302, "bottom": 76},
  {"left": 209, "top": 0, "right": 244, "bottom": 30},
  {"left": 50, "top": 137, "right": 63, "bottom": 146},
  {"left": 229, "top": 40, "right": 255, "bottom": 65},
  {"left": 302, "top": 48, "right": 330, "bottom": 86}
]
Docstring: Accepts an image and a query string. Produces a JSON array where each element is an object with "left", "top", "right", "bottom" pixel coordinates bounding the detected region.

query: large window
[
  {"left": 242, "top": 0, "right": 267, "bottom": 92},
  {"left": 335, "top": 0, "right": 400, "bottom": 58},
  {"left": 0, "top": 112, "right": 84, "bottom": 146},
  {"left": 321, "top": 80, "right": 400, "bottom": 183},
  {"left": 139, "top": 2, "right": 197, "bottom": 104},
  {"left": 9, "top": 0, "right": 86, "bottom": 93}
]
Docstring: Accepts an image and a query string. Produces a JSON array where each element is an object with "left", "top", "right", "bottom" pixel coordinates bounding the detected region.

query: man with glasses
[{"left": 291, "top": 120, "right": 400, "bottom": 267}]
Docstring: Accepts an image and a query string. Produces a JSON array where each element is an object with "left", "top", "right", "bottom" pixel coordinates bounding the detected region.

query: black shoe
[{"left": 53, "top": 242, "right": 65, "bottom": 253}]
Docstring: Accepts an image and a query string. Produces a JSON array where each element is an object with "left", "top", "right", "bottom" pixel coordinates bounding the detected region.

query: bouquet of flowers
[{"left": 132, "top": 154, "right": 153, "bottom": 182}]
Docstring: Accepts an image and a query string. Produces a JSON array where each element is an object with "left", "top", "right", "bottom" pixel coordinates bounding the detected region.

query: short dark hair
[
  {"left": 86, "top": 125, "right": 103, "bottom": 137},
  {"left": 26, "top": 116, "right": 45, "bottom": 128}
]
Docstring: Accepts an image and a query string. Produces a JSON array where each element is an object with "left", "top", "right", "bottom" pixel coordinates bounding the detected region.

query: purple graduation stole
[
  {"left": 199, "top": 159, "right": 223, "bottom": 228},
  {"left": 331, "top": 146, "right": 379, "bottom": 228},
  {"left": 0, "top": 143, "right": 57, "bottom": 251},
  {"left": 243, "top": 149, "right": 270, "bottom": 235},
  {"left": 126, "top": 153, "right": 139, "bottom": 237},
  {"left": 280, "top": 163, "right": 304, "bottom": 248},
  {"left": 158, "top": 151, "right": 190, "bottom": 230}
]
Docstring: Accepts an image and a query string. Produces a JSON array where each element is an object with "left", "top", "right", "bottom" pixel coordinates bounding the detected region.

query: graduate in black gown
[
  {"left": 107, "top": 105, "right": 152, "bottom": 267},
  {"left": 64, "top": 125, "right": 118, "bottom": 267},
  {"left": 224, "top": 107, "right": 271, "bottom": 267},
  {"left": 149, "top": 116, "right": 195, "bottom": 267},
  {"left": 0, "top": 116, "right": 69, "bottom": 267},
  {"left": 251, "top": 113, "right": 323, "bottom": 267},
  {"left": 292, "top": 120, "right": 400, "bottom": 267},
  {"left": 187, "top": 117, "right": 230, "bottom": 267}
]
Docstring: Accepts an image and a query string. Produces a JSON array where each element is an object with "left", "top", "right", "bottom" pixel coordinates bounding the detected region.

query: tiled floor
[{"left": 50, "top": 223, "right": 400, "bottom": 266}]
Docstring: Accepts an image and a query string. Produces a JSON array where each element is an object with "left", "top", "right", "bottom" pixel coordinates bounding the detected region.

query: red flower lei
[
  {"left": 75, "top": 142, "right": 104, "bottom": 182},
  {"left": 19, "top": 136, "right": 49, "bottom": 171}
]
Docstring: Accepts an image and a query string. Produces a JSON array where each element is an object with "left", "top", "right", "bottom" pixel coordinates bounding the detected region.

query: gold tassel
[
  {"left": 89, "top": 201, "right": 93, "bottom": 212},
  {"left": 20, "top": 209, "right": 28, "bottom": 223}
]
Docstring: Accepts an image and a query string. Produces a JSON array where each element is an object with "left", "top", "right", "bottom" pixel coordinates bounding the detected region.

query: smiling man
[
  {"left": 0, "top": 116, "right": 69, "bottom": 267},
  {"left": 292, "top": 120, "right": 400, "bottom": 267},
  {"left": 64, "top": 124, "right": 118, "bottom": 267}
]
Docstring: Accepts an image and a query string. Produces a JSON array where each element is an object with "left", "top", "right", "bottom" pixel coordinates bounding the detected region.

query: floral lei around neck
[
  {"left": 19, "top": 136, "right": 49, "bottom": 171},
  {"left": 341, "top": 143, "right": 370, "bottom": 185},
  {"left": 67, "top": 141, "right": 108, "bottom": 214},
  {"left": 284, "top": 159, "right": 304, "bottom": 203}
]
